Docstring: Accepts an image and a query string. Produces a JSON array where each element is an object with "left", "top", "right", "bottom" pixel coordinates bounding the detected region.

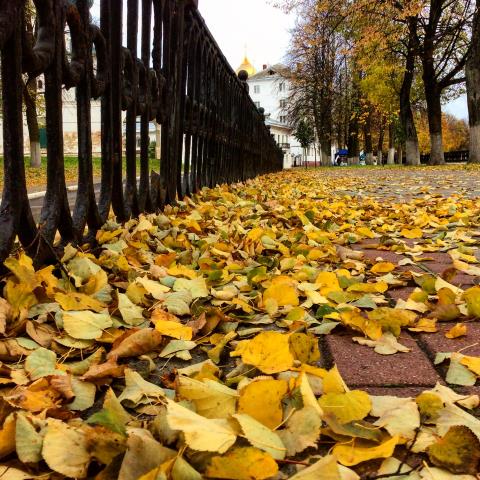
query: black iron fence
[
  {"left": 420, "top": 150, "right": 469, "bottom": 164},
  {"left": 0, "top": 0, "right": 283, "bottom": 264}
]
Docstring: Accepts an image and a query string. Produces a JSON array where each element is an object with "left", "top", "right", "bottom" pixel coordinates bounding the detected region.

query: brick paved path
[
  {"left": 322, "top": 243, "right": 479, "bottom": 398},
  {"left": 314, "top": 166, "right": 480, "bottom": 398}
]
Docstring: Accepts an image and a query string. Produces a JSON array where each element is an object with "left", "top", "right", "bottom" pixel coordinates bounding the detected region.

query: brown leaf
[
  {"left": 81, "top": 358, "right": 126, "bottom": 384},
  {"left": 50, "top": 374, "right": 75, "bottom": 401},
  {"left": 186, "top": 313, "right": 207, "bottom": 337},
  {"left": 107, "top": 328, "right": 163, "bottom": 359},
  {"left": 0, "top": 299, "right": 13, "bottom": 336}
]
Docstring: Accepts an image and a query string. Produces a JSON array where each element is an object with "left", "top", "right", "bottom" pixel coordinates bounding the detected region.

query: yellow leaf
[
  {"left": 445, "top": 323, "right": 467, "bottom": 339},
  {"left": 460, "top": 356, "right": 480, "bottom": 376},
  {"left": 167, "top": 264, "right": 198, "bottom": 279},
  {"left": 347, "top": 282, "right": 388, "bottom": 294},
  {"left": 367, "top": 308, "right": 417, "bottom": 337},
  {"left": 428, "top": 425, "right": 480, "bottom": 475},
  {"left": 453, "top": 259, "right": 480, "bottom": 276},
  {"left": 166, "top": 399, "right": 236, "bottom": 453},
  {"left": 316, "top": 271, "right": 341, "bottom": 291},
  {"left": 322, "top": 365, "right": 348, "bottom": 394},
  {"left": 463, "top": 286, "right": 480, "bottom": 317},
  {"left": 263, "top": 281, "right": 299, "bottom": 307},
  {"left": 333, "top": 435, "right": 399, "bottom": 466},
  {"left": 0, "top": 415, "right": 16, "bottom": 459},
  {"left": 371, "top": 262, "right": 395, "bottom": 274},
  {"left": 409, "top": 317, "right": 438, "bottom": 333},
  {"left": 232, "top": 414, "right": 286, "bottom": 460},
  {"left": 206, "top": 447, "right": 278, "bottom": 480},
  {"left": 401, "top": 227, "right": 423, "bottom": 239},
  {"left": 289, "top": 333, "right": 321, "bottom": 364},
  {"left": 319, "top": 390, "right": 371, "bottom": 425},
  {"left": 416, "top": 392, "right": 444, "bottom": 422},
  {"left": 55, "top": 292, "right": 105, "bottom": 312},
  {"left": 177, "top": 376, "right": 238, "bottom": 419},
  {"left": 289, "top": 455, "right": 357, "bottom": 480},
  {"left": 4, "top": 253, "right": 38, "bottom": 289},
  {"left": 231, "top": 331, "right": 294, "bottom": 374},
  {"left": 357, "top": 226, "right": 375, "bottom": 238},
  {"left": 155, "top": 320, "right": 193, "bottom": 340},
  {"left": 238, "top": 379, "right": 288, "bottom": 429},
  {"left": 340, "top": 310, "right": 382, "bottom": 340}
]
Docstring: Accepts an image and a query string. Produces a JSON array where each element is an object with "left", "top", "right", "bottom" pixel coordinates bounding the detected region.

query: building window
[
  {"left": 280, "top": 116, "right": 286, "bottom": 124},
  {"left": 254, "top": 101, "right": 260, "bottom": 108},
  {"left": 279, "top": 82, "right": 285, "bottom": 92},
  {"left": 254, "top": 85, "right": 260, "bottom": 94},
  {"left": 279, "top": 99, "right": 287, "bottom": 108}
]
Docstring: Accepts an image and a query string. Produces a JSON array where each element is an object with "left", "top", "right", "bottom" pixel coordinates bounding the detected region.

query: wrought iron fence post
[{"left": 0, "top": 0, "right": 283, "bottom": 265}]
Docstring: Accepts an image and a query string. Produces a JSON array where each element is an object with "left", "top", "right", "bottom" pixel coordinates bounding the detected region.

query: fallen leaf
[
  {"left": 166, "top": 399, "right": 237, "bottom": 453},
  {"left": 238, "top": 378, "right": 288, "bottom": 429},
  {"left": 318, "top": 390, "right": 372, "bottom": 424},
  {"left": 42, "top": 418, "right": 90, "bottom": 478},
  {"left": 62, "top": 310, "right": 113, "bottom": 340},
  {"left": 428, "top": 425, "right": 480, "bottom": 475},
  {"left": 206, "top": 447, "right": 278, "bottom": 480},
  {"left": 107, "top": 328, "right": 163, "bottom": 359},
  {"left": 233, "top": 413, "right": 286, "bottom": 460},
  {"left": 445, "top": 323, "right": 467, "bottom": 339},
  {"left": 277, "top": 406, "right": 322, "bottom": 456},
  {"left": 177, "top": 376, "right": 238, "bottom": 419},
  {"left": 353, "top": 332, "right": 411, "bottom": 355},
  {"left": 333, "top": 435, "right": 400, "bottom": 466},
  {"left": 231, "top": 331, "right": 294, "bottom": 374}
]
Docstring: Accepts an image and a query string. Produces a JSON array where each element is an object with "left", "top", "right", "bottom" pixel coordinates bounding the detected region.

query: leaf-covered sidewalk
[{"left": 1, "top": 165, "right": 480, "bottom": 479}]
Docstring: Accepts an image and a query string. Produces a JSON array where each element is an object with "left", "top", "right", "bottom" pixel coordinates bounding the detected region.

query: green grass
[{"left": 0, "top": 156, "right": 144, "bottom": 190}]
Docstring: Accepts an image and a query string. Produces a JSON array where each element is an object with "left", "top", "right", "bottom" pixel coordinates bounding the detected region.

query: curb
[
  {"left": 26, "top": 177, "right": 140, "bottom": 201},
  {"left": 28, "top": 185, "right": 78, "bottom": 200}
]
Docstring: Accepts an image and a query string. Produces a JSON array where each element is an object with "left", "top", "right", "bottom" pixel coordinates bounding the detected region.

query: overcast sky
[{"left": 91, "top": 0, "right": 468, "bottom": 119}]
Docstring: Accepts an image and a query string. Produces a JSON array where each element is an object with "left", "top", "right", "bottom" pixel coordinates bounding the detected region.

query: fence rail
[
  {"left": 0, "top": 0, "right": 283, "bottom": 264},
  {"left": 420, "top": 150, "right": 469, "bottom": 164}
]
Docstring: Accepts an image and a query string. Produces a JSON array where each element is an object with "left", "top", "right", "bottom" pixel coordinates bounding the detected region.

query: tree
[
  {"left": 466, "top": 0, "right": 480, "bottom": 163},
  {"left": 294, "top": 118, "right": 315, "bottom": 167},
  {"left": 416, "top": 0, "right": 473, "bottom": 164},
  {"left": 285, "top": 0, "right": 339, "bottom": 166}
]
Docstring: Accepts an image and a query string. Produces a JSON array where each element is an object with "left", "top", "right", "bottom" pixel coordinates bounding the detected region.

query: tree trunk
[
  {"left": 400, "top": 18, "right": 421, "bottom": 166},
  {"left": 424, "top": 85, "right": 444, "bottom": 164},
  {"left": 422, "top": 35, "right": 445, "bottom": 165},
  {"left": 363, "top": 108, "right": 373, "bottom": 165},
  {"left": 23, "top": 80, "right": 41, "bottom": 168},
  {"left": 377, "top": 117, "right": 385, "bottom": 166},
  {"left": 387, "top": 123, "right": 395, "bottom": 165},
  {"left": 347, "top": 116, "right": 359, "bottom": 165},
  {"left": 397, "top": 144, "right": 403, "bottom": 165},
  {"left": 467, "top": 0, "right": 480, "bottom": 163}
]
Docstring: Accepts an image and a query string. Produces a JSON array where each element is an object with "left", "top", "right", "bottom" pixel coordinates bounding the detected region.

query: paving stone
[
  {"left": 450, "top": 273, "right": 478, "bottom": 287},
  {"left": 416, "top": 252, "right": 451, "bottom": 264},
  {"left": 324, "top": 332, "right": 442, "bottom": 387},
  {"left": 415, "top": 262, "right": 451, "bottom": 275},
  {"left": 416, "top": 322, "right": 480, "bottom": 358},
  {"left": 387, "top": 287, "right": 416, "bottom": 301},
  {"left": 360, "top": 250, "right": 405, "bottom": 263},
  {"left": 362, "top": 386, "right": 428, "bottom": 397}
]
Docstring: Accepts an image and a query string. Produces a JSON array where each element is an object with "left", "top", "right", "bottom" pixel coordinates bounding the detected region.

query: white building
[{"left": 236, "top": 58, "right": 318, "bottom": 168}]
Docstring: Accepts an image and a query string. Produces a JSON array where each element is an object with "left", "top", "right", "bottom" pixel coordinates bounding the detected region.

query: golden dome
[{"left": 236, "top": 55, "right": 256, "bottom": 77}]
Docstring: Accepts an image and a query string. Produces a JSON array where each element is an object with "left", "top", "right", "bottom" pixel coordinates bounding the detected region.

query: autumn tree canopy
[{"left": 274, "top": 0, "right": 476, "bottom": 164}]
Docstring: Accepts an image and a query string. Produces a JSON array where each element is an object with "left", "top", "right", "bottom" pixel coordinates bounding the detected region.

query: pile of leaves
[{"left": 0, "top": 167, "right": 479, "bottom": 479}]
